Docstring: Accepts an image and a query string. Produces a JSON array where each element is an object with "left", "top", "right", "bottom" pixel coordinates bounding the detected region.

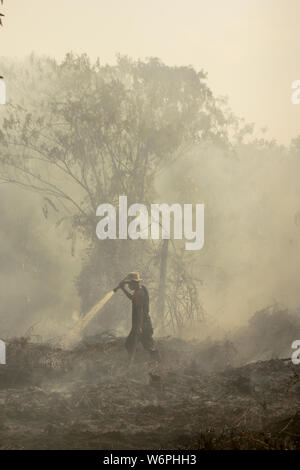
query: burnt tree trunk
[{"left": 156, "top": 239, "right": 169, "bottom": 332}]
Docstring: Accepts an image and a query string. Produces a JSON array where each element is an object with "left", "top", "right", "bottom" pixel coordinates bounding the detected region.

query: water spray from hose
[{"left": 61, "top": 289, "right": 117, "bottom": 349}]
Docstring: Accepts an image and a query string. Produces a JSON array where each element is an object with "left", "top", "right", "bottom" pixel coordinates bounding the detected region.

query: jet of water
[{"left": 61, "top": 290, "right": 115, "bottom": 349}]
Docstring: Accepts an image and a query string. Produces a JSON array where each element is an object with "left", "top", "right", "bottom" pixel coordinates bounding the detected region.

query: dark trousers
[{"left": 125, "top": 326, "right": 159, "bottom": 361}]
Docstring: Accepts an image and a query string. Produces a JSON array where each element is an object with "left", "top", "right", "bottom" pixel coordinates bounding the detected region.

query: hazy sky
[{"left": 1, "top": 0, "right": 300, "bottom": 143}]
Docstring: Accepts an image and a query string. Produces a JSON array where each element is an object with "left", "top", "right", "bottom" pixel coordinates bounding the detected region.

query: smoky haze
[
  {"left": 2, "top": 0, "right": 300, "bottom": 144},
  {"left": 1, "top": 4, "right": 300, "bottom": 453},
  {"left": 0, "top": 54, "right": 299, "bottom": 343},
  {"left": 157, "top": 142, "right": 300, "bottom": 333},
  {"left": 0, "top": 186, "right": 81, "bottom": 340}
]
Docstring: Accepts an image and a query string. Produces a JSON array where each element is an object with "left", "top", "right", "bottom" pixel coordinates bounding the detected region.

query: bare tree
[
  {"left": 0, "top": 54, "right": 229, "bottom": 330},
  {"left": 0, "top": 1, "right": 4, "bottom": 27}
]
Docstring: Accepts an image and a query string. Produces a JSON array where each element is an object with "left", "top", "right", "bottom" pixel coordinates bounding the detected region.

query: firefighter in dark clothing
[{"left": 117, "top": 272, "right": 159, "bottom": 363}]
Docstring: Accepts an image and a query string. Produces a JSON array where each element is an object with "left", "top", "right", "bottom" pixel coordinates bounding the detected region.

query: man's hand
[
  {"left": 113, "top": 280, "right": 126, "bottom": 292},
  {"left": 118, "top": 280, "right": 133, "bottom": 300}
]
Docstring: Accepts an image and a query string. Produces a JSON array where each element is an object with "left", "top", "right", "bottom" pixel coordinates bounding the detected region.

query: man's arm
[{"left": 118, "top": 282, "right": 133, "bottom": 300}]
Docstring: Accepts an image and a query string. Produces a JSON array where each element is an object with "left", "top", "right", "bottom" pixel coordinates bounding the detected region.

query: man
[{"left": 116, "top": 272, "right": 159, "bottom": 364}]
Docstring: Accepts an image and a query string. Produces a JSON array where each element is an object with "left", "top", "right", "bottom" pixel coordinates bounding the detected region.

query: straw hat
[{"left": 124, "top": 272, "right": 142, "bottom": 283}]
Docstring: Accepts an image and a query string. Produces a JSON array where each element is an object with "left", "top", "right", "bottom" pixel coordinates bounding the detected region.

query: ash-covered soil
[{"left": 0, "top": 333, "right": 299, "bottom": 450}]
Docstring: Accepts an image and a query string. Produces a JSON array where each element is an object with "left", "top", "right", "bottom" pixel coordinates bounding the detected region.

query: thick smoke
[
  {"left": 1, "top": 55, "right": 300, "bottom": 344},
  {"left": 157, "top": 141, "right": 300, "bottom": 332},
  {"left": 0, "top": 186, "right": 81, "bottom": 340}
]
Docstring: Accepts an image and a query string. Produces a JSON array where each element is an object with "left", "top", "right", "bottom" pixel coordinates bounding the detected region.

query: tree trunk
[{"left": 156, "top": 239, "right": 169, "bottom": 333}]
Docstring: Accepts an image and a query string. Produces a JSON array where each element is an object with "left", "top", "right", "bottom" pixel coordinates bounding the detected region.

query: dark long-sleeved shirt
[{"left": 121, "top": 285, "right": 150, "bottom": 332}]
